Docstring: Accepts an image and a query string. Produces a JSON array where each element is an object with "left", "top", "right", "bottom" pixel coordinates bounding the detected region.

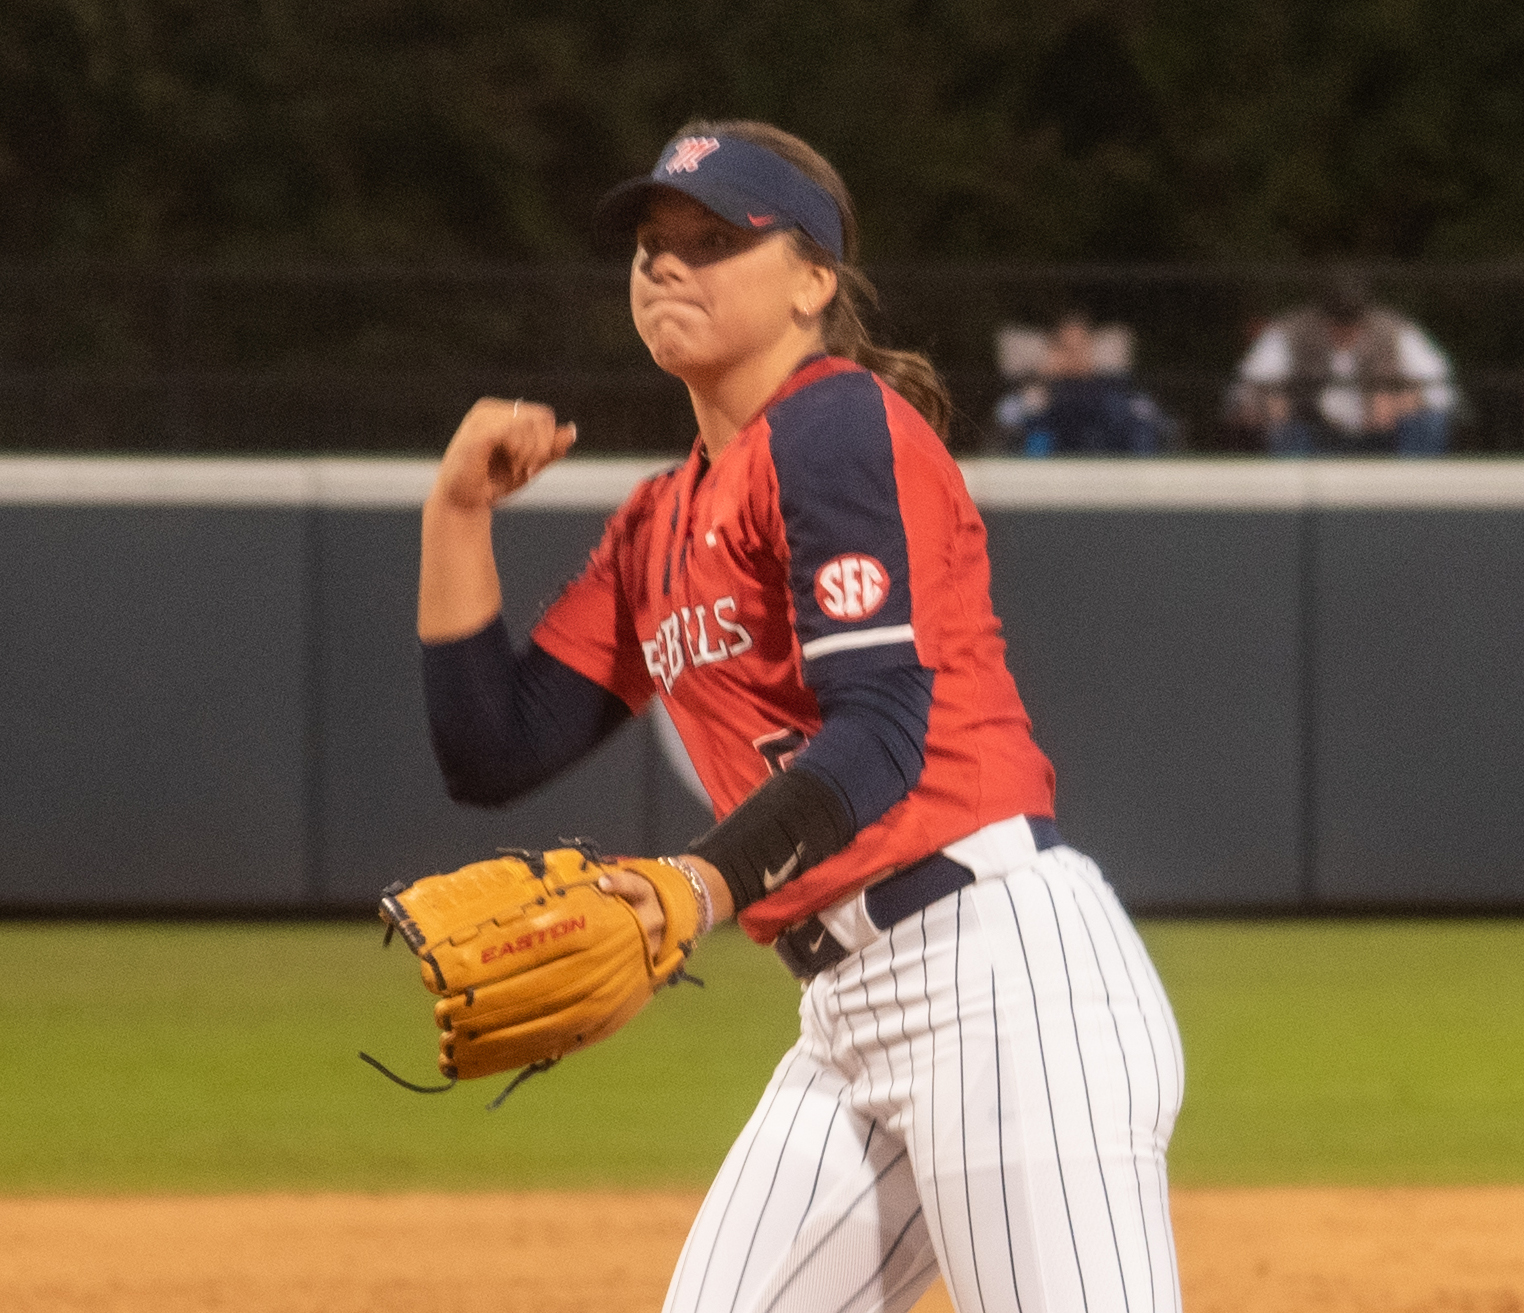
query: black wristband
[{"left": 689, "top": 767, "right": 854, "bottom": 913}]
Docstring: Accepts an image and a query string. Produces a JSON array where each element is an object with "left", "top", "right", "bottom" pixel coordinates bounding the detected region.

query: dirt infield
[{"left": 1, "top": 1188, "right": 1521, "bottom": 1312}]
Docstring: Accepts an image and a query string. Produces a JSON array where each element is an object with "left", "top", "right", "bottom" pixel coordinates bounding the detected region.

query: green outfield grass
[
  {"left": 1146, "top": 919, "right": 1524, "bottom": 1186},
  {"left": 0, "top": 918, "right": 1520, "bottom": 1193}
]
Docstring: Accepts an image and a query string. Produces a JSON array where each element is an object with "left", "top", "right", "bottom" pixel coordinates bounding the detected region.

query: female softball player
[{"left": 418, "top": 120, "right": 1184, "bottom": 1313}]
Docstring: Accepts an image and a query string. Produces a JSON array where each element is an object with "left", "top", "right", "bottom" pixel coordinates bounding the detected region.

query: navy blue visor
[{"left": 596, "top": 134, "right": 844, "bottom": 261}]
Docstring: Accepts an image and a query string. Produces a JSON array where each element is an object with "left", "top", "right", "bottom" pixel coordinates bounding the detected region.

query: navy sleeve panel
[
  {"left": 767, "top": 371, "right": 931, "bottom": 832},
  {"left": 767, "top": 371, "right": 915, "bottom": 656},
  {"left": 793, "top": 647, "right": 934, "bottom": 830},
  {"left": 422, "top": 619, "right": 630, "bottom": 807}
]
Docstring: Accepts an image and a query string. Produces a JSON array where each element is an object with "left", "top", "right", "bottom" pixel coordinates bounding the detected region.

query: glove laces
[{"left": 358, "top": 1050, "right": 561, "bottom": 1109}]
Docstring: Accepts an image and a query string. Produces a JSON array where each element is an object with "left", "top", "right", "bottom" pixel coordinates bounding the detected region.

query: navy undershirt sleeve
[
  {"left": 421, "top": 618, "right": 630, "bottom": 807},
  {"left": 793, "top": 643, "right": 934, "bottom": 831}
]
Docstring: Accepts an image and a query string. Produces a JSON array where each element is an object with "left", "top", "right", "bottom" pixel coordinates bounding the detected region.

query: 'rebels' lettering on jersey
[
  {"left": 640, "top": 595, "right": 753, "bottom": 694},
  {"left": 532, "top": 357, "right": 1055, "bottom": 942}
]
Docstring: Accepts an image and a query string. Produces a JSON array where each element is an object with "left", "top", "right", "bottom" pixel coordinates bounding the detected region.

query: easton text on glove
[{"left": 361, "top": 843, "right": 703, "bottom": 1106}]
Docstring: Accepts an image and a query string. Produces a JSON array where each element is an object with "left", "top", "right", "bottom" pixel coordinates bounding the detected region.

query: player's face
[{"left": 631, "top": 191, "right": 832, "bottom": 384}]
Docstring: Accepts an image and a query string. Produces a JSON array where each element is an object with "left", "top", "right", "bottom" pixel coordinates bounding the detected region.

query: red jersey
[{"left": 533, "top": 356, "right": 1054, "bottom": 943}]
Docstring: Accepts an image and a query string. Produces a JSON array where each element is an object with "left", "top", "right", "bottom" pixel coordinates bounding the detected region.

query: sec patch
[{"left": 814, "top": 553, "right": 889, "bottom": 621}]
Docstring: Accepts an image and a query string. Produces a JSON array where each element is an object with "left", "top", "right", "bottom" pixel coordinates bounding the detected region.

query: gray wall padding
[
  {"left": 987, "top": 512, "right": 1305, "bottom": 909},
  {"left": 1312, "top": 511, "right": 1524, "bottom": 905},
  {"left": 0, "top": 508, "right": 310, "bottom": 906},
  {"left": 2, "top": 502, "right": 1519, "bottom": 912}
]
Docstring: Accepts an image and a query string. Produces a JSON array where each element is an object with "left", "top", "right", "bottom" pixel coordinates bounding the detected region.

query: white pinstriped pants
[{"left": 662, "top": 837, "right": 1184, "bottom": 1313}]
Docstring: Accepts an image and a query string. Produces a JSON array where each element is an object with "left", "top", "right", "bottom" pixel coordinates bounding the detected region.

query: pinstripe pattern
[{"left": 663, "top": 833, "right": 1182, "bottom": 1313}]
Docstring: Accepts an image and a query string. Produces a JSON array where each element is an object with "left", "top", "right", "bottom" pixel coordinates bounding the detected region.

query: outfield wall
[{"left": 2, "top": 457, "right": 1521, "bottom": 914}]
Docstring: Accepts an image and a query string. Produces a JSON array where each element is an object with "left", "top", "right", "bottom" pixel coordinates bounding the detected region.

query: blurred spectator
[
  {"left": 1232, "top": 276, "right": 1455, "bottom": 455},
  {"left": 989, "top": 312, "right": 1172, "bottom": 455}
]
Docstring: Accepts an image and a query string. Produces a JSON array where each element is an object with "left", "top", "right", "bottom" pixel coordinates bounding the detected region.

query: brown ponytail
[{"left": 673, "top": 119, "right": 954, "bottom": 441}]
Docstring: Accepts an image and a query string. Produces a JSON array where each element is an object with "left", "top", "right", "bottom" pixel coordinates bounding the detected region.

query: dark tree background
[
  {"left": 2, "top": 0, "right": 1522, "bottom": 455},
  {"left": 2, "top": 0, "right": 1521, "bottom": 263}
]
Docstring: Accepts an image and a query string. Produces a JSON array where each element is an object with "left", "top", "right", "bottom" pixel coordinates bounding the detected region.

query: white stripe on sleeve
[{"left": 800, "top": 625, "right": 916, "bottom": 661}]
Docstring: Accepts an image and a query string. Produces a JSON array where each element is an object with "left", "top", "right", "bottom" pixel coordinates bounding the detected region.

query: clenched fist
[
  {"left": 432, "top": 398, "right": 577, "bottom": 511},
  {"left": 418, "top": 398, "right": 577, "bottom": 643}
]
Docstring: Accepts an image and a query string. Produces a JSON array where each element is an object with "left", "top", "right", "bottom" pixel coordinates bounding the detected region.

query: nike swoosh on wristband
[
  {"left": 808, "top": 928, "right": 828, "bottom": 954},
  {"left": 762, "top": 842, "right": 806, "bottom": 892}
]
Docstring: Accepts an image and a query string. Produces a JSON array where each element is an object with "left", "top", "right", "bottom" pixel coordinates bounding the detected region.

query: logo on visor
[
  {"left": 665, "top": 137, "right": 721, "bottom": 174},
  {"left": 747, "top": 213, "right": 776, "bottom": 227},
  {"left": 814, "top": 553, "right": 889, "bottom": 621}
]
